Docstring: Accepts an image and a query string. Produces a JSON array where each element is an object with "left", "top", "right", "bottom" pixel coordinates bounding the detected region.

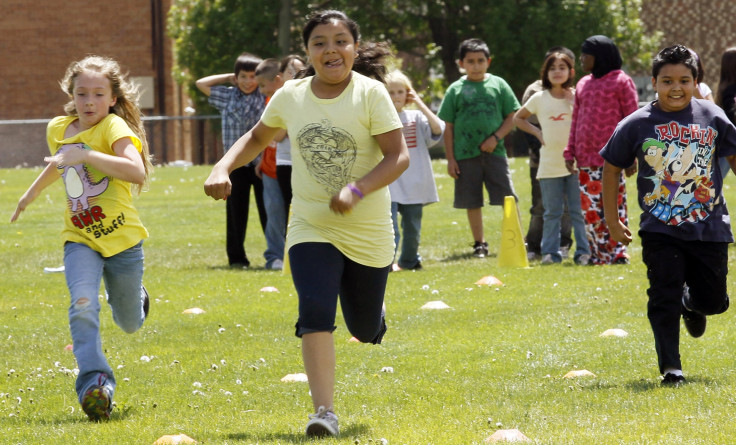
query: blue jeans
[
  {"left": 262, "top": 174, "right": 286, "bottom": 266},
  {"left": 539, "top": 175, "right": 590, "bottom": 262},
  {"left": 391, "top": 202, "right": 423, "bottom": 269},
  {"left": 64, "top": 241, "right": 146, "bottom": 404}
]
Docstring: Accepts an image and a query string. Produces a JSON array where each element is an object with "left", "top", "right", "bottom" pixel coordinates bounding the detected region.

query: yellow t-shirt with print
[
  {"left": 261, "top": 72, "right": 402, "bottom": 267},
  {"left": 47, "top": 114, "right": 148, "bottom": 257}
]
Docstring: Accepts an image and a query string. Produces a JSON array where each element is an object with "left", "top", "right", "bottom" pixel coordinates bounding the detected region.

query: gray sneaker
[
  {"left": 306, "top": 406, "right": 339, "bottom": 437},
  {"left": 575, "top": 254, "right": 591, "bottom": 266}
]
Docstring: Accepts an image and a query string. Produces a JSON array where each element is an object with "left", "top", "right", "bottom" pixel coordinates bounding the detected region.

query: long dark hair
[
  {"left": 716, "top": 47, "right": 736, "bottom": 107},
  {"left": 298, "top": 10, "right": 390, "bottom": 83}
]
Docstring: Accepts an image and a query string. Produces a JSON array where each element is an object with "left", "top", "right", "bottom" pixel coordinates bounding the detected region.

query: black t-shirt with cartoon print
[{"left": 601, "top": 99, "right": 736, "bottom": 242}]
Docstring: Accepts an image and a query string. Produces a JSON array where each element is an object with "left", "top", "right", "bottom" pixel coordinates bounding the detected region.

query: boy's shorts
[{"left": 454, "top": 152, "right": 517, "bottom": 208}]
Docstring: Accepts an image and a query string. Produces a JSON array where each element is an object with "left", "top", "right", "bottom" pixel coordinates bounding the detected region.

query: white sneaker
[
  {"left": 575, "top": 254, "right": 591, "bottom": 266},
  {"left": 541, "top": 254, "right": 555, "bottom": 265},
  {"left": 560, "top": 246, "right": 570, "bottom": 259},
  {"left": 306, "top": 406, "right": 339, "bottom": 437}
]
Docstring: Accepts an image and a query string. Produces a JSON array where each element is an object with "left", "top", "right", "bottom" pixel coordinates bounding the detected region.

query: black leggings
[{"left": 289, "top": 242, "right": 389, "bottom": 344}]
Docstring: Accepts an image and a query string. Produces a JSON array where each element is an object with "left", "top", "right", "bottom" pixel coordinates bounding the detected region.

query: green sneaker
[{"left": 81, "top": 385, "right": 111, "bottom": 421}]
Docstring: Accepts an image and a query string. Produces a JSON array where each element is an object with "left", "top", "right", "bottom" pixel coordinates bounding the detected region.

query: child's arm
[
  {"left": 45, "top": 137, "right": 146, "bottom": 185},
  {"left": 329, "top": 128, "right": 409, "bottom": 214},
  {"left": 443, "top": 123, "right": 460, "bottom": 179},
  {"left": 10, "top": 163, "right": 61, "bottom": 222},
  {"left": 513, "top": 107, "right": 544, "bottom": 146},
  {"left": 480, "top": 111, "right": 515, "bottom": 153},
  {"left": 204, "top": 121, "right": 279, "bottom": 200},
  {"left": 602, "top": 161, "right": 632, "bottom": 245},
  {"left": 195, "top": 73, "right": 235, "bottom": 96},
  {"left": 408, "top": 89, "right": 443, "bottom": 136}
]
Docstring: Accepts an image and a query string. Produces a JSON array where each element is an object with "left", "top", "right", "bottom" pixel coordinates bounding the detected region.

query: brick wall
[
  {"left": 641, "top": 0, "right": 736, "bottom": 93},
  {"left": 0, "top": 0, "right": 186, "bottom": 167}
]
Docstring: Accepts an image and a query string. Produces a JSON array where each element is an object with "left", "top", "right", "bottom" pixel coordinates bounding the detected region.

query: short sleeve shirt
[
  {"left": 47, "top": 115, "right": 148, "bottom": 257},
  {"left": 600, "top": 101, "right": 736, "bottom": 242},
  {"left": 437, "top": 74, "right": 520, "bottom": 160},
  {"left": 261, "top": 73, "right": 402, "bottom": 267},
  {"left": 208, "top": 85, "right": 265, "bottom": 152},
  {"left": 524, "top": 90, "right": 574, "bottom": 178}
]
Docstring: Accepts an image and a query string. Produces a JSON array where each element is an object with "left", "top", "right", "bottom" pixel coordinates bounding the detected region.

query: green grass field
[{"left": 2, "top": 159, "right": 736, "bottom": 444}]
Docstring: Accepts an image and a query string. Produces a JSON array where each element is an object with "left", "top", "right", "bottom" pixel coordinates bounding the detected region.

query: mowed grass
[{"left": 2, "top": 158, "right": 736, "bottom": 444}]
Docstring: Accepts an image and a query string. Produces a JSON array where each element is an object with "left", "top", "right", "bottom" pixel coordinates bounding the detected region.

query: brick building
[
  {"left": 1, "top": 1, "right": 734, "bottom": 168},
  {"left": 0, "top": 0, "right": 211, "bottom": 168}
]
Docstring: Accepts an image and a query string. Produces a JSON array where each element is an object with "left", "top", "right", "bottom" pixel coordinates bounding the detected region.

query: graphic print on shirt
[
  {"left": 641, "top": 121, "right": 718, "bottom": 225},
  {"left": 297, "top": 119, "right": 356, "bottom": 195},
  {"left": 56, "top": 143, "right": 110, "bottom": 212},
  {"left": 402, "top": 121, "right": 417, "bottom": 149}
]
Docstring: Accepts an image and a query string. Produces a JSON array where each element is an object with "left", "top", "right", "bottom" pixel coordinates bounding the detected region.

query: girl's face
[
  {"left": 306, "top": 19, "right": 356, "bottom": 87},
  {"left": 387, "top": 81, "right": 408, "bottom": 111},
  {"left": 547, "top": 59, "right": 572, "bottom": 87},
  {"left": 73, "top": 70, "right": 116, "bottom": 130},
  {"left": 580, "top": 53, "right": 595, "bottom": 73}
]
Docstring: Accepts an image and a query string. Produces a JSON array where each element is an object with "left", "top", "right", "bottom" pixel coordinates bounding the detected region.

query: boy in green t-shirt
[{"left": 438, "top": 38, "right": 521, "bottom": 258}]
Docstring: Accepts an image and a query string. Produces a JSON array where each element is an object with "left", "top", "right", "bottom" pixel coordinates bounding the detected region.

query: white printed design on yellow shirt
[
  {"left": 57, "top": 143, "right": 110, "bottom": 216},
  {"left": 297, "top": 119, "right": 356, "bottom": 196}
]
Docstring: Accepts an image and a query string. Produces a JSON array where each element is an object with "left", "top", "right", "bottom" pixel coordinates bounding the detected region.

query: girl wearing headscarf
[{"left": 563, "top": 35, "right": 639, "bottom": 264}]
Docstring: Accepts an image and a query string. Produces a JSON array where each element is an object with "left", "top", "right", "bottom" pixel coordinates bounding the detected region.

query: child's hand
[
  {"left": 407, "top": 88, "right": 421, "bottom": 105},
  {"left": 329, "top": 185, "right": 361, "bottom": 215},
  {"left": 608, "top": 219, "right": 632, "bottom": 245},
  {"left": 447, "top": 159, "right": 461, "bottom": 179},
  {"left": 10, "top": 190, "right": 36, "bottom": 223},
  {"left": 45, "top": 146, "right": 88, "bottom": 168},
  {"left": 480, "top": 135, "right": 498, "bottom": 153},
  {"left": 565, "top": 160, "right": 578, "bottom": 174},
  {"left": 203, "top": 167, "right": 232, "bottom": 201}
]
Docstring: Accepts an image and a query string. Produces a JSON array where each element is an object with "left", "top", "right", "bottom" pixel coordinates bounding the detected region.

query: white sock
[{"left": 662, "top": 368, "right": 683, "bottom": 377}]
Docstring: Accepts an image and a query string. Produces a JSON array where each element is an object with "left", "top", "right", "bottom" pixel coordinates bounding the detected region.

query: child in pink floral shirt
[{"left": 564, "top": 35, "right": 639, "bottom": 264}]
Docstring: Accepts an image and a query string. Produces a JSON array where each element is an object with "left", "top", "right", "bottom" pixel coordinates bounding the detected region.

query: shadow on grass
[
  {"left": 22, "top": 404, "right": 136, "bottom": 425},
  {"left": 225, "top": 423, "right": 371, "bottom": 442},
  {"left": 440, "top": 252, "right": 498, "bottom": 262}
]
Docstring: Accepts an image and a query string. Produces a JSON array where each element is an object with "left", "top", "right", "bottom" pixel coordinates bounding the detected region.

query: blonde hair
[
  {"left": 385, "top": 70, "right": 412, "bottom": 90},
  {"left": 60, "top": 55, "right": 152, "bottom": 194}
]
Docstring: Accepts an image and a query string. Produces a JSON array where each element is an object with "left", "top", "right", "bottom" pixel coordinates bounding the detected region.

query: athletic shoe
[
  {"left": 473, "top": 241, "right": 489, "bottom": 258},
  {"left": 527, "top": 251, "right": 540, "bottom": 262},
  {"left": 560, "top": 245, "right": 570, "bottom": 259},
  {"left": 682, "top": 285, "right": 706, "bottom": 338},
  {"left": 541, "top": 254, "right": 555, "bottom": 265},
  {"left": 575, "top": 254, "right": 591, "bottom": 266},
  {"left": 142, "top": 285, "right": 150, "bottom": 319},
  {"left": 305, "top": 406, "right": 339, "bottom": 437},
  {"left": 81, "top": 383, "right": 112, "bottom": 421},
  {"left": 266, "top": 259, "right": 284, "bottom": 271},
  {"left": 661, "top": 373, "right": 687, "bottom": 387}
]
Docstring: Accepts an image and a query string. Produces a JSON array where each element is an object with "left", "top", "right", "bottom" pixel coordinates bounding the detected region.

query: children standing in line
[
  {"left": 564, "top": 35, "right": 639, "bottom": 265},
  {"left": 254, "top": 58, "right": 287, "bottom": 270},
  {"left": 386, "top": 70, "right": 444, "bottom": 271},
  {"left": 274, "top": 55, "right": 307, "bottom": 213},
  {"left": 11, "top": 56, "right": 152, "bottom": 420},
  {"left": 601, "top": 45, "right": 736, "bottom": 385},
  {"left": 514, "top": 50, "right": 591, "bottom": 265},
  {"left": 204, "top": 10, "right": 408, "bottom": 437},
  {"left": 196, "top": 53, "right": 267, "bottom": 269},
  {"left": 437, "top": 38, "right": 521, "bottom": 258}
]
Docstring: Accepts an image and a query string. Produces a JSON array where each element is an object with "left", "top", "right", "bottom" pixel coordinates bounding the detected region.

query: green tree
[{"left": 168, "top": 0, "right": 661, "bottom": 108}]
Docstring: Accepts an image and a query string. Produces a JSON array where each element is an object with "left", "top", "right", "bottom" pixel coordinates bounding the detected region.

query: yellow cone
[{"left": 497, "top": 195, "right": 529, "bottom": 268}]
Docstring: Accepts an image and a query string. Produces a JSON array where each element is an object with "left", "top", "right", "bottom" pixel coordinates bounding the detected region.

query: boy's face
[
  {"left": 256, "top": 74, "right": 283, "bottom": 97},
  {"left": 653, "top": 63, "right": 695, "bottom": 113},
  {"left": 458, "top": 51, "right": 490, "bottom": 82},
  {"left": 236, "top": 70, "right": 258, "bottom": 94}
]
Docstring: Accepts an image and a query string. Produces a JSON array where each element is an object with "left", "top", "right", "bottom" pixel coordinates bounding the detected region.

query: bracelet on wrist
[
  {"left": 492, "top": 132, "right": 499, "bottom": 141},
  {"left": 347, "top": 183, "right": 364, "bottom": 199}
]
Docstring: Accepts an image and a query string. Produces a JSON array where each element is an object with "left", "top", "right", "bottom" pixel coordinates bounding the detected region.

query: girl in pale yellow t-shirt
[
  {"left": 514, "top": 50, "right": 591, "bottom": 266},
  {"left": 11, "top": 56, "right": 153, "bottom": 422},
  {"left": 204, "top": 10, "right": 409, "bottom": 438}
]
